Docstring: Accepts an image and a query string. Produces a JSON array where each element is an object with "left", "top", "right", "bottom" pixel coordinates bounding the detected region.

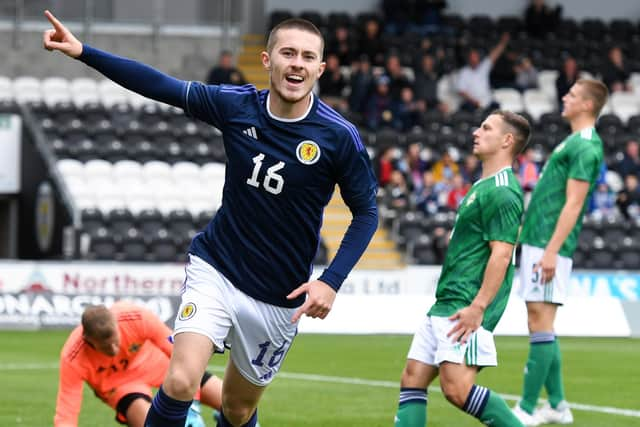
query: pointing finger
[
  {"left": 286, "top": 283, "right": 308, "bottom": 300},
  {"left": 44, "top": 10, "right": 66, "bottom": 32}
]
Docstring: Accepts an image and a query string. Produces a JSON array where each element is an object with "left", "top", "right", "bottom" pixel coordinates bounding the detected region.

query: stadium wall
[{"left": 0, "top": 261, "right": 638, "bottom": 337}]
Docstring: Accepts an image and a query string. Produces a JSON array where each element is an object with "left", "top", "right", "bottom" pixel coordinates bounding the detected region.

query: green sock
[
  {"left": 520, "top": 333, "right": 555, "bottom": 413},
  {"left": 545, "top": 339, "right": 566, "bottom": 408},
  {"left": 479, "top": 390, "right": 525, "bottom": 427},
  {"left": 395, "top": 388, "right": 427, "bottom": 427},
  {"left": 463, "top": 385, "right": 524, "bottom": 427}
]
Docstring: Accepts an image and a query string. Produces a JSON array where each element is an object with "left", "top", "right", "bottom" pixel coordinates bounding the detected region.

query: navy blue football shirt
[{"left": 79, "top": 45, "right": 378, "bottom": 308}]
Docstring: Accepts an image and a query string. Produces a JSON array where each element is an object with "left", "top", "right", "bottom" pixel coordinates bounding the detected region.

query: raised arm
[
  {"left": 43, "top": 10, "right": 187, "bottom": 109},
  {"left": 488, "top": 32, "right": 510, "bottom": 64}
]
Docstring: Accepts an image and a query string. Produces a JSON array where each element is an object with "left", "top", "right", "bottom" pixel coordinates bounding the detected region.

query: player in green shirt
[
  {"left": 512, "top": 79, "right": 609, "bottom": 426},
  {"left": 394, "top": 111, "right": 531, "bottom": 427}
]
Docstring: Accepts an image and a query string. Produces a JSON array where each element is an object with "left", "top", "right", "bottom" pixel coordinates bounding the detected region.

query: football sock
[
  {"left": 394, "top": 387, "right": 427, "bottom": 427},
  {"left": 465, "top": 386, "right": 524, "bottom": 427},
  {"left": 545, "top": 337, "right": 566, "bottom": 408},
  {"left": 520, "top": 332, "right": 555, "bottom": 414},
  {"left": 144, "top": 386, "right": 191, "bottom": 427},
  {"left": 216, "top": 409, "right": 258, "bottom": 427}
]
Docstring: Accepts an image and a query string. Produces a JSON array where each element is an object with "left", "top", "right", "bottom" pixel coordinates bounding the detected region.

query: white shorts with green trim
[
  {"left": 407, "top": 315, "right": 497, "bottom": 367},
  {"left": 518, "top": 244, "right": 573, "bottom": 305}
]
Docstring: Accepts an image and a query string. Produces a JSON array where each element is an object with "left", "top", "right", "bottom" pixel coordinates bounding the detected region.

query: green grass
[{"left": 1, "top": 331, "right": 639, "bottom": 426}]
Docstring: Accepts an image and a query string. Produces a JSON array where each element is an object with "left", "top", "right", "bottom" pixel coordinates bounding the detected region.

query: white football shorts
[
  {"left": 407, "top": 315, "right": 497, "bottom": 367},
  {"left": 518, "top": 244, "right": 572, "bottom": 305},
  {"left": 173, "top": 254, "right": 299, "bottom": 386}
]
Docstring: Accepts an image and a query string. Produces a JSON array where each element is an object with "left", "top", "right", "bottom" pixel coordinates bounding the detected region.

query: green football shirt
[
  {"left": 520, "top": 127, "right": 604, "bottom": 257},
  {"left": 428, "top": 167, "right": 524, "bottom": 332}
]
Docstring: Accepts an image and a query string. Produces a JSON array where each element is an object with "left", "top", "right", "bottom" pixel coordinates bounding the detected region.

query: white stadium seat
[
  {"left": 13, "top": 76, "right": 42, "bottom": 104},
  {"left": 0, "top": 76, "right": 12, "bottom": 101},
  {"left": 492, "top": 88, "right": 524, "bottom": 112},
  {"left": 523, "top": 89, "right": 555, "bottom": 121},
  {"left": 610, "top": 92, "right": 639, "bottom": 125},
  {"left": 84, "top": 159, "right": 114, "bottom": 180},
  {"left": 70, "top": 78, "right": 100, "bottom": 107},
  {"left": 142, "top": 161, "right": 173, "bottom": 181},
  {"left": 57, "top": 159, "right": 85, "bottom": 179},
  {"left": 172, "top": 161, "right": 201, "bottom": 182},
  {"left": 200, "top": 162, "right": 226, "bottom": 182},
  {"left": 113, "top": 160, "right": 143, "bottom": 180}
]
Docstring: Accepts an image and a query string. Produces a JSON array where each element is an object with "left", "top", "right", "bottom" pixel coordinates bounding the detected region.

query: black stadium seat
[
  {"left": 89, "top": 228, "right": 118, "bottom": 260},
  {"left": 138, "top": 208, "right": 166, "bottom": 237},
  {"left": 108, "top": 208, "right": 136, "bottom": 239},
  {"left": 121, "top": 228, "right": 148, "bottom": 261},
  {"left": 149, "top": 229, "right": 179, "bottom": 262}
]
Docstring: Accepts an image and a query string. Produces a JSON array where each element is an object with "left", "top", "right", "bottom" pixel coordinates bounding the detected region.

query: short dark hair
[
  {"left": 82, "top": 305, "right": 116, "bottom": 340},
  {"left": 491, "top": 110, "right": 531, "bottom": 155},
  {"left": 266, "top": 18, "right": 324, "bottom": 57},
  {"left": 576, "top": 79, "right": 609, "bottom": 117}
]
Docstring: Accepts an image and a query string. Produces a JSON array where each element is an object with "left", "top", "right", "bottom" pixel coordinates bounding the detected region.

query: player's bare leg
[
  {"left": 219, "top": 359, "right": 266, "bottom": 426},
  {"left": 394, "top": 360, "right": 438, "bottom": 426}
]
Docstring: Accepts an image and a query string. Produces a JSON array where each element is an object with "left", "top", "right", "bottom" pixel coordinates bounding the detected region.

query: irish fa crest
[
  {"left": 179, "top": 302, "right": 197, "bottom": 320},
  {"left": 296, "top": 140, "right": 321, "bottom": 165}
]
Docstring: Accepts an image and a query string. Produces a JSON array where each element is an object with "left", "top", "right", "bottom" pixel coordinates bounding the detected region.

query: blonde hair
[
  {"left": 576, "top": 79, "right": 609, "bottom": 117},
  {"left": 81, "top": 305, "right": 116, "bottom": 340}
]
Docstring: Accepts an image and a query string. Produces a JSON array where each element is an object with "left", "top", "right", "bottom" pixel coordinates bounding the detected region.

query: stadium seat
[
  {"left": 172, "top": 161, "right": 201, "bottom": 182},
  {"left": 57, "top": 158, "right": 85, "bottom": 179},
  {"left": 149, "top": 229, "right": 179, "bottom": 262},
  {"left": 137, "top": 208, "right": 166, "bottom": 236},
  {"left": 167, "top": 209, "right": 195, "bottom": 237},
  {"left": 98, "top": 79, "right": 130, "bottom": 108},
  {"left": 610, "top": 92, "right": 639, "bottom": 125},
  {"left": 492, "top": 88, "right": 523, "bottom": 112},
  {"left": 142, "top": 160, "right": 173, "bottom": 181},
  {"left": 523, "top": 89, "right": 555, "bottom": 122},
  {"left": 80, "top": 208, "right": 105, "bottom": 236},
  {"left": 84, "top": 159, "right": 113, "bottom": 180},
  {"left": 41, "top": 77, "right": 71, "bottom": 107},
  {"left": 121, "top": 228, "right": 148, "bottom": 261},
  {"left": 394, "top": 211, "right": 425, "bottom": 248},
  {"left": 70, "top": 78, "right": 99, "bottom": 106},
  {"left": 12, "top": 76, "right": 42, "bottom": 104},
  {"left": 537, "top": 70, "right": 559, "bottom": 106},
  {"left": 107, "top": 208, "right": 136, "bottom": 238},
  {"left": 0, "top": 75, "right": 12, "bottom": 101},
  {"left": 89, "top": 227, "right": 119, "bottom": 260},
  {"left": 411, "top": 234, "right": 437, "bottom": 265}
]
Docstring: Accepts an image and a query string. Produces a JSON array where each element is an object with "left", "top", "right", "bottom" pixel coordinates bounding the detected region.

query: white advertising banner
[
  {"left": 0, "top": 261, "right": 635, "bottom": 336},
  {"left": 0, "top": 114, "right": 21, "bottom": 194}
]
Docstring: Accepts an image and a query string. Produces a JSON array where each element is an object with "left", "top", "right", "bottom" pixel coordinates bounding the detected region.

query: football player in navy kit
[{"left": 44, "top": 11, "right": 378, "bottom": 427}]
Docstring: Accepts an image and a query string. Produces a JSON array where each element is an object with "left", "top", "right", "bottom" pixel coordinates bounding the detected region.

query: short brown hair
[
  {"left": 82, "top": 305, "right": 116, "bottom": 340},
  {"left": 266, "top": 18, "right": 324, "bottom": 57},
  {"left": 576, "top": 78, "right": 609, "bottom": 117},
  {"left": 491, "top": 110, "right": 531, "bottom": 155}
]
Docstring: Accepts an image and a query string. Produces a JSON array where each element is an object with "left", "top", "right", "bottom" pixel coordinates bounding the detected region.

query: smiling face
[
  {"left": 472, "top": 114, "right": 511, "bottom": 160},
  {"left": 262, "top": 27, "right": 325, "bottom": 110}
]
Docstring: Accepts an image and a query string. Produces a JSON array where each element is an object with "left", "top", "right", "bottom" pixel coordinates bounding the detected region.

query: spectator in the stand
[
  {"left": 205, "top": 50, "right": 247, "bottom": 85},
  {"left": 524, "top": 0, "right": 562, "bottom": 39},
  {"left": 348, "top": 54, "right": 375, "bottom": 114},
  {"left": 616, "top": 140, "right": 640, "bottom": 180},
  {"left": 460, "top": 154, "right": 482, "bottom": 184},
  {"left": 588, "top": 182, "right": 617, "bottom": 219},
  {"left": 359, "top": 18, "right": 386, "bottom": 66},
  {"left": 491, "top": 49, "right": 519, "bottom": 89},
  {"left": 515, "top": 56, "right": 539, "bottom": 92},
  {"left": 385, "top": 53, "right": 412, "bottom": 100},
  {"left": 601, "top": 46, "right": 631, "bottom": 93},
  {"left": 517, "top": 146, "right": 540, "bottom": 192},
  {"left": 431, "top": 150, "right": 460, "bottom": 184},
  {"left": 318, "top": 53, "right": 347, "bottom": 111},
  {"left": 326, "top": 25, "right": 356, "bottom": 66},
  {"left": 455, "top": 33, "right": 510, "bottom": 112},
  {"left": 393, "top": 86, "right": 424, "bottom": 131},
  {"left": 446, "top": 173, "right": 470, "bottom": 211},
  {"left": 555, "top": 56, "right": 579, "bottom": 107},
  {"left": 414, "top": 53, "right": 445, "bottom": 112},
  {"left": 617, "top": 174, "right": 640, "bottom": 220},
  {"left": 382, "top": 0, "right": 411, "bottom": 35},
  {"left": 415, "top": 170, "right": 441, "bottom": 214},
  {"left": 365, "top": 75, "right": 395, "bottom": 130},
  {"left": 385, "top": 169, "right": 412, "bottom": 211},
  {"left": 399, "top": 142, "right": 430, "bottom": 191},
  {"left": 376, "top": 145, "right": 398, "bottom": 187}
]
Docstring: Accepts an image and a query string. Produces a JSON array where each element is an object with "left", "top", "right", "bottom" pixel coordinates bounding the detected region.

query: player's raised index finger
[{"left": 44, "top": 10, "right": 65, "bottom": 31}]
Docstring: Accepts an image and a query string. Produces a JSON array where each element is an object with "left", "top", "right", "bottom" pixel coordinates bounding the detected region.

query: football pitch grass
[{"left": 1, "top": 331, "right": 639, "bottom": 426}]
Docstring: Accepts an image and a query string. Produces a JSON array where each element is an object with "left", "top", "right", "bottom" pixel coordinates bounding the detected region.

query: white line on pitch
[{"left": 2, "top": 363, "right": 638, "bottom": 418}]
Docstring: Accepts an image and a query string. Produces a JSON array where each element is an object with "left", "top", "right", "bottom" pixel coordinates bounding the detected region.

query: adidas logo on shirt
[{"left": 243, "top": 126, "right": 258, "bottom": 140}]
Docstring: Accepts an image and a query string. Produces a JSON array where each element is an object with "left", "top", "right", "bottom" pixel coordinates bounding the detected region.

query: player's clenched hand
[
  {"left": 534, "top": 250, "right": 557, "bottom": 284},
  {"left": 43, "top": 10, "right": 83, "bottom": 58},
  {"left": 287, "top": 280, "right": 337, "bottom": 323},
  {"left": 447, "top": 304, "right": 483, "bottom": 344}
]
